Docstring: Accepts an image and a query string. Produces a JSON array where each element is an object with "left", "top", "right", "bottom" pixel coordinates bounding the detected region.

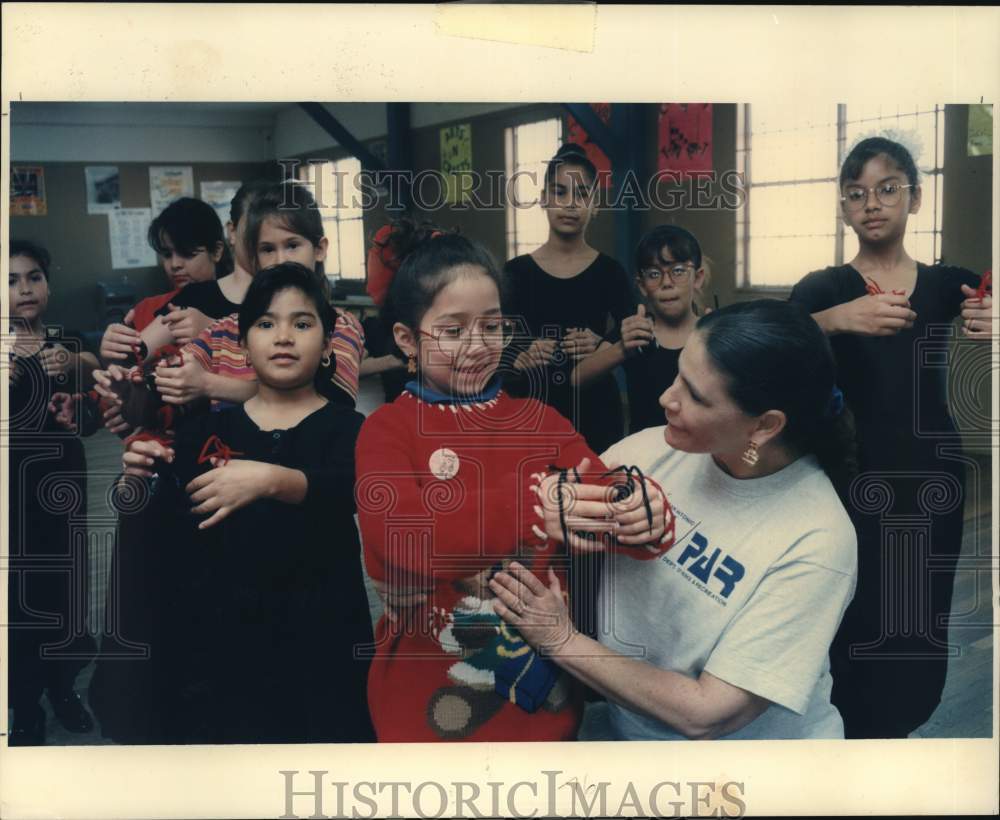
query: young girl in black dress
[
  {"left": 789, "top": 136, "right": 995, "bottom": 738},
  {"left": 504, "top": 143, "right": 636, "bottom": 454},
  {"left": 572, "top": 225, "right": 707, "bottom": 435},
  {"left": 7, "top": 240, "right": 100, "bottom": 744},
  {"left": 118, "top": 262, "right": 375, "bottom": 744}
]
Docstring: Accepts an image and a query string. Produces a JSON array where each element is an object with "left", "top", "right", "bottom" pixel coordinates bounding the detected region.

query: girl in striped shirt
[{"left": 153, "top": 181, "right": 365, "bottom": 412}]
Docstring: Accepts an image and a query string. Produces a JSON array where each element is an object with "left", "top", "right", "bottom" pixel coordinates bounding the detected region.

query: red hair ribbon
[
  {"left": 365, "top": 225, "right": 445, "bottom": 307},
  {"left": 197, "top": 434, "right": 244, "bottom": 467}
]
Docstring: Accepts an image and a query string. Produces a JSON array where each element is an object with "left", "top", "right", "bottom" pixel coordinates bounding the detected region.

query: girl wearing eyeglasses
[
  {"left": 789, "top": 136, "right": 995, "bottom": 739},
  {"left": 354, "top": 219, "right": 672, "bottom": 742},
  {"left": 572, "top": 225, "right": 708, "bottom": 435}
]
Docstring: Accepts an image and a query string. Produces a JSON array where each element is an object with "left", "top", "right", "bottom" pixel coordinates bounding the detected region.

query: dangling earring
[
  {"left": 406, "top": 353, "right": 417, "bottom": 375},
  {"left": 321, "top": 354, "right": 331, "bottom": 368},
  {"left": 741, "top": 440, "right": 759, "bottom": 467}
]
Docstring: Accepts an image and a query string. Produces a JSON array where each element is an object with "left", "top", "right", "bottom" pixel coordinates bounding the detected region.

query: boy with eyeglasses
[{"left": 572, "top": 225, "right": 708, "bottom": 435}]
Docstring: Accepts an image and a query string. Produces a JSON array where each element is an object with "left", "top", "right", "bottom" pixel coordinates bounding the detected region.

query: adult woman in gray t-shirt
[{"left": 489, "top": 299, "right": 859, "bottom": 740}]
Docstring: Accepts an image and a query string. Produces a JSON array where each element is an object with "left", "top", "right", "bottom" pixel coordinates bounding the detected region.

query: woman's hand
[
  {"left": 489, "top": 562, "right": 575, "bottom": 655},
  {"left": 514, "top": 338, "right": 558, "bottom": 372},
  {"left": 185, "top": 458, "right": 275, "bottom": 529},
  {"left": 100, "top": 322, "right": 141, "bottom": 362},
  {"left": 619, "top": 305, "right": 655, "bottom": 354},
  {"left": 162, "top": 304, "right": 213, "bottom": 346},
  {"left": 959, "top": 284, "right": 995, "bottom": 339},
  {"left": 154, "top": 357, "right": 207, "bottom": 405},
  {"left": 609, "top": 476, "right": 670, "bottom": 546},
  {"left": 561, "top": 327, "right": 601, "bottom": 360},
  {"left": 829, "top": 293, "right": 916, "bottom": 336},
  {"left": 122, "top": 438, "right": 175, "bottom": 479}
]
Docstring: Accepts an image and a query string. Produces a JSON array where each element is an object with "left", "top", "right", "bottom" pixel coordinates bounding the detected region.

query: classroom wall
[
  {"left": 9, "top": 161, "right": 275, "bottom": 330},
  {"left": 10, "top": 103, "right": 278, "bottom": 164}
]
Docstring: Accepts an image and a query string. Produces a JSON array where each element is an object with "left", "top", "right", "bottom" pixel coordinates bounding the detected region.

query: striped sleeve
[
  {"left": 329, "top": 308, "right": 365, "bottom": 402},
  {"left": 183, "top": 323, "right": 217, "bottom": 371},
  {"left": 207, "top": 315, "right": 254, "bottom": 380}
]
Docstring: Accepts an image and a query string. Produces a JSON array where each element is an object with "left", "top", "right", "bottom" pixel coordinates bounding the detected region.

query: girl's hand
[
  {"left": 561, "top": 327, "right": 601, "bottom": 360},
  {"left": 4, "top": 355, "right": 24, "bottom": 389},
  {"left": 370, "top": 578, "right": 431, "bottom": 624},
  {"left": 122, "top": 438, "right": 175, "bottom": 479},
  {"left": 100, "top": 322, "right": 141, "bottom": 362},
  {"left": 39, "top": 344, "right": 76, "bottom": 377},
  {"left": 93, "top": 363, "right": 141, "bottom": 401},
  {"left": 163, "top": 304, "right": 213, "bottom": 346},
  {"left": 489, "top": 562, "right": 575, "bottom": 655},
  {"left": 102, "top": 401, "right": 133, "bottom": 437},
  {"left": 959, "top": 285, "right": 995, "bottom": 339},
  {"left": 48, "top": 392, "right": 78, "bottom": 432},
  {"left": 619, "top": 305, "right": 655, "bottom": 354},
  {"left": 835, "top": 293, "right": 916, "bottom": 336},
  {"left": 154, "top": 357, "right": 207, "bottom": 405},
  {"left": 514, "top": 338, "right": 558, "bottom": 371},
  {"left": 185, "top": 458, "right": 274, "bottom": 529},
  {"left": 533, "top": 457, "right": 616, "bottom": 553}
]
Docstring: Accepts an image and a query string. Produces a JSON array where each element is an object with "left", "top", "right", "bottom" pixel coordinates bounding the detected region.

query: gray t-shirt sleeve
[{"left": 703, "top": 542, "right": 856, "bottom": 715}]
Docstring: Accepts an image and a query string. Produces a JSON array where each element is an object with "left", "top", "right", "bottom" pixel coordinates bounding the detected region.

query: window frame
[
  {"left": 737, "top": 104, "right": 946, "bottom": 291},
  {"left": 296, "top": 155, "right": 367, "bottom": 295},
  {"left": 504, "top": 116, "right": 564, "bottom": 261}
]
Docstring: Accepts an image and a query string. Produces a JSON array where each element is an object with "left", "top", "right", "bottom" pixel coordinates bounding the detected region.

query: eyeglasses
[
  {"left": 638, "top": 263, "right": 695, "bottom": 284},
  {"left": 840, "top": 182, "right": 914, "bottom": 211},
  {"left": 418, "top": 316, "right": 516, "bottom": 356}
]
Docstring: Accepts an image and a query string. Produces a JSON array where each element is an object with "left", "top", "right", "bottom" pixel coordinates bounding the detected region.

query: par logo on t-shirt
[{"left": 672, "top": 531, "right": 745, "bottom": 603}]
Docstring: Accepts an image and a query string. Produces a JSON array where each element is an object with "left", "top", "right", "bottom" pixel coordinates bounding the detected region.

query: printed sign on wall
[
  {"left": 150, "top": 166, "right": 194, "bottom": 215},
  {"left": 441, "top": 123, "right": 473, "bottom": 205},
  {"left": 10, "top": 166, "right": 46, "bottom": 216},
  {"left": 85, "top": 166, "right": 121, "bottom": 214},
  {"left": 658, "top": 104, "right": 714, "bottom": 178}
]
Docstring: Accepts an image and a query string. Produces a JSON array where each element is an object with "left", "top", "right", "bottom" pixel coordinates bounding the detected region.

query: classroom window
[
  {"left": 297, "top": 157, "right": 366, "bottom": 282},
  {"left": 737, "top": 104, "right": 945, "bottom": 288},
  {"left": 505, "top": 118, "right": 563, "bottom": 260}
]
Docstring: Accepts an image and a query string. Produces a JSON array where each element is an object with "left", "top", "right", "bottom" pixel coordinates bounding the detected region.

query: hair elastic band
[{"left": 826, "top": 386, "right": 845, "bottom": 419}]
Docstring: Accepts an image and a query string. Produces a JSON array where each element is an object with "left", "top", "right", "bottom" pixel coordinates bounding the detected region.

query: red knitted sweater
[{"left": 356, "top": 389, "right": 609, "bottom": 742}]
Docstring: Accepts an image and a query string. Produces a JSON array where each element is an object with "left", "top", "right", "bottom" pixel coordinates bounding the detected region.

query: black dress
[
  {"left": 617, "top": 337, "right": 681, "bottom": 435},
  {"left": 6, "top": 338, "right": 97, "bottom": 738},
  {"left": 91, "top": 402, "right": 375, "bottom": 744},
  {"left": 503, "top": 252, "right": 636, "bottom": 454},
  {"left": 789, "top": 262, "right": 982, "bottom": 738}
]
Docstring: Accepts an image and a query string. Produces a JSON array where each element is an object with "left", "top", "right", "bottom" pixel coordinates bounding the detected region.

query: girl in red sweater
[{"left": 355, "top": 221, "right": 673, "bottom": 742}]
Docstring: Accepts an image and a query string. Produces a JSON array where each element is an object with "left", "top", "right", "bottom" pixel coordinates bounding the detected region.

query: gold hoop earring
[
  {"left": 407, "top": 353, "right": 417, "bottom": 375},
  {"left": 741, "top": 441, "right": 759, "bottom": 467},
  {"left": 321, "top": 354, "right": 331, "bottom": 368}
]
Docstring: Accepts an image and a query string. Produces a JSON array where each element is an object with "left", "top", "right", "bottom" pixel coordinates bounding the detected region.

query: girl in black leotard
[
  {"left": 789, "top": 137, "right": 994, "bottom": 738},
  {"left": 504, "top": 143, "right": 636, "bottom": 455},
  {"left": 7, "top": 240, "right": 101, "bottom": 745}
]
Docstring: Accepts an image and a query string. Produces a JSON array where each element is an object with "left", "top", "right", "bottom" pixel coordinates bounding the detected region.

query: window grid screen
[
  {"left": 738, "top": 104, "right": 944, "bottom": 288},
  {"left": 505, "top": 118, "right": 563, "bottom": 260},
  {"left": 298, "top": 156, "right": 366, "bottom": 281}
]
